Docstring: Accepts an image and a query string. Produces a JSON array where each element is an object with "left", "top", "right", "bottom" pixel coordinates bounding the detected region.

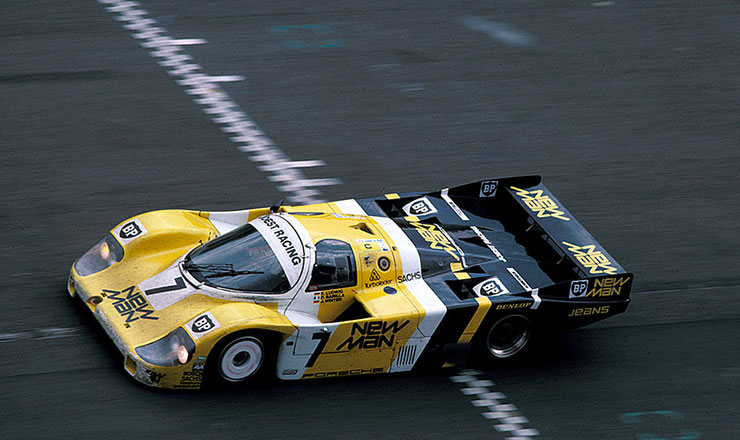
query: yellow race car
[{"left": 67, "top": 176, "right": 632, "bottom": 389}]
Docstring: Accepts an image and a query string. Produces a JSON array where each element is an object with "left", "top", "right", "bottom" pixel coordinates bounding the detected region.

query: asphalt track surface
[{"left": 2, "top": 1, "right": 739, "bottom": 439}]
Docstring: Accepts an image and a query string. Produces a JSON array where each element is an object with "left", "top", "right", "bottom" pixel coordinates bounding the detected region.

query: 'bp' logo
[
  {"left": 402, "top": 197, "right": 438, "bottom": 217},
  {"left": 191, "top": 315, "right": 215, "bottom": 333},
  {"left": 187, "top": 312, "right": 220, "bottom": 338},
  {"left": 473, "top": 277, "right": 509, "bottom": 297},
  {"left": 480, "top": 180, "right": 498, "bottom": 197},
  {"left": 119, "top": 221, "right": 142, "bottom": 239},
  {"left": 569, "top": 280, "right": 589, "bottom": 298}
]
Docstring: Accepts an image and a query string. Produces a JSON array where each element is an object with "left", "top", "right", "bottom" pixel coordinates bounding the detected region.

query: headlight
[
  {"left": 74, "top": 234, "right": 124, "bottom": 276},
  {"left": 136, "top": 328, "right": 195, "bottom": 367}
]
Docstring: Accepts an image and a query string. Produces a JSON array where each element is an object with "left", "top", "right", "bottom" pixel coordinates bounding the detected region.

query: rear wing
[{"left": 447, "top": 176, "right": 633, "bottom": 299}]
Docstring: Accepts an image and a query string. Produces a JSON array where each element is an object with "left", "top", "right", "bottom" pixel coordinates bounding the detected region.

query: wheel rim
[
  {"left": 486, "top": 315, "right": 531, "bottom": 359},
  {"left": 219, "top": 336, "right": 264, "bottom": 382}
]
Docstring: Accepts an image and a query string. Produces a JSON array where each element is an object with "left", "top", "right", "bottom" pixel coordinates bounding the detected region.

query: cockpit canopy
[
  {"left": 184, "top": 223, "right": 291, "bottom": 293},
  {"left": 183, "top": 213, "right": 368, "bottom": 300},
  {"left": 307, "top": 239, "right": 357, "bottom": 291}
]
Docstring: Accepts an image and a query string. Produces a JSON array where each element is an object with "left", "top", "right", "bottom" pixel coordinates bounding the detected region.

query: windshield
[{"left": 184, "top": 224, "right": 290, "bottom": 293}]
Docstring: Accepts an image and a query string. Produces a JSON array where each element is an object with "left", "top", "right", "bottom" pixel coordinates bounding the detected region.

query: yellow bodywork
[{"left": 69, "top": 204, "right": 429, "bottom": 388}]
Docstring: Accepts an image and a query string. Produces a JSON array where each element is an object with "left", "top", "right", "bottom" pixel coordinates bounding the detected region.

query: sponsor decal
[
  {"left": 192, "top": 315, "right": 215, "bottom": 332},
  {"left": 511, "top": 186, "right": 570, "bottom": 221},
  {"left": 411, "top": 222, "right": 462, "bottom": 262},
  {"left": 569, "top": 279, "right": 589, "bottom": 298},
  {"left": 119, "top": 221, "right": 143, "bottom": 239},
  {"left": 179, "top": 370, "right": 202, "bottom": 386},
  {"left": 102, "top": 286, "right": 158, "bottom": 327},
  {"left": 178, "top": 356, "right": 206, "bottom": 387},
  {"left": 377, "top": 256, "right": 391, "bottom": 271},
  {"left": 192, "top": 356, "right": 206, "bottom": 371},
  {"left": 562, "top": 241, "right": 618, "bottom": 275},
  {"left": 369, "top": 268, "right": 380, "bottom": 281},
  {"left": 473, "top": 277, "right": 509, "bottom": 297},
  {"left": 441, "top": 188, "right": 469, "bottom": 221},
  {"left": 303, "top": 367, "right": 384, "bottom": 379},
  {"left": 402, "top": 197, "right": 438, "bottom": 217},
  {"left": 356, "top": 238, "right": 389, "bottom": 252},
  {"left": 259, "top": 216, "right": 302, "bottom": 265},
  {"left": 186, "top": 312, "right": 220, "bottom": 339},
  {"left": 495, "top": 302, "right": 531, "bottom": 310},
  {"left": 365, "top": 279, "right": 392, "bottom": 289},
  {"left": 114, "top": 219, "right": 147, "bottom": 245},
  {"left": 587, "top": 276, "right": 630, "bottom": 297},
  {"left": 364, "top": 269, "right": 392, "bottom": 288},
  {"left": 313, "top": 289, "right": 345, "bottom": 304},
  {"left": 470, "top": 226, "right": 506, "bottom": 262},
  {"left": 507, "top": 267, "right": 532, "bottom": 291},
  {"left": 398, "top": 270, "right": 422, "bottom": 283},
  {"left": 569, "top": 277, "right": 631, "bottom": 299},
  {"left": 568, "top": 305, "right": 610, "bottom": 317},
  {"left": 282, "top": 368, "right": 299, "bottom": 376},
  {"left": 145, "top": 369, "right": 165, "bottom": 385},
  {"left": 480, "top": 180, "right": 498, "bottom": 197},
  {"left": 336, "top": 320, "right": 410, "bottom": 351},
  {"left": 383, "top": 286, "right": 397, "bottom": 295}
]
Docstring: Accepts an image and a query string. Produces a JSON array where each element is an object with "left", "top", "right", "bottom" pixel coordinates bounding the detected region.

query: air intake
[{"left": 396, "top": 344, "right": 418, "bottom": 367}]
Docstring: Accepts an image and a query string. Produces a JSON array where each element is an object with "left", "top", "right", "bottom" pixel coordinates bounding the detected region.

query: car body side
[{"left": 68, "top": 177, "right": 632, "bottom": 389}]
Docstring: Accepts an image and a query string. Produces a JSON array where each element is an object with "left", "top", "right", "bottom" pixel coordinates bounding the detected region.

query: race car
[{"left": 67, "top": 176, "right": 632, "bottom": 389}]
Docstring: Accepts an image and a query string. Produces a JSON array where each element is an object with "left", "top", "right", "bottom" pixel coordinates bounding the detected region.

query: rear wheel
[
  {"left": 477, "top": 314, "right": 532, "bottom": 362},
  {"left": 486, "top": 314, "right": 531, "bottom": 359}
]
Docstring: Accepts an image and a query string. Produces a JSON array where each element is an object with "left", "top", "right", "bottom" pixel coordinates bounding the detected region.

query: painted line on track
[
  {"left": 460, "top": 17, "right": 534, "bottom": 47},
  {"left": 0, "top": 327, "right": 82, "bottom": 343},
  {"left": 451, "top": 369, "right": 541, "bottom": 439},
  {"left": 96, "top": 0, "right": 341, "bottom": 204}
]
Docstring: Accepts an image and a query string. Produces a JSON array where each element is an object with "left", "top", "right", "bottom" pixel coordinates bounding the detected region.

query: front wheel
[{"left": 216, "top": 334, "right": 266, "bottom": 383}]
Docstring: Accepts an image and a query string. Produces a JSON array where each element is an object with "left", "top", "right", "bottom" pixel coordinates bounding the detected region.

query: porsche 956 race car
[{"left": 67, "top": 176, "right": 632, "bottom": 389}]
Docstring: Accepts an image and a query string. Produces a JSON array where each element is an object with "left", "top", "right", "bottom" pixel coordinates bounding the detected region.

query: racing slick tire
[
  {"left": 206, "top": 331, "right": 275, "bottom": 386},
  {"left": 474, "top": 314, "right": 533, "bottom": 364}
]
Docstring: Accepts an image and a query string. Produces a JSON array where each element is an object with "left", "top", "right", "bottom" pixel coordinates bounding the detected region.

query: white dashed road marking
[
  {"left": 97, "top": 0, "right": 341, "bottom": 204},
  {"left": 460, "top": 17, "right": 535, "bottom": 47},
  {"left": 0, "top": 327, "right": 82, "bottom": 343},
  {"left": 169, "top": 38, "right": 207, "bottom": 46},
  {"left": 451, "top": 369, "right": 541, "bottom": 439}
]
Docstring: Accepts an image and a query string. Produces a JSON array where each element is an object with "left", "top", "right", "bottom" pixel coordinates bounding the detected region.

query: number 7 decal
[
  {"left": 305, "top": 331, "right": 330, "bottom": 368},
  {"left": 144, "top": 277, "right": 186, "bottom": 295}
]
